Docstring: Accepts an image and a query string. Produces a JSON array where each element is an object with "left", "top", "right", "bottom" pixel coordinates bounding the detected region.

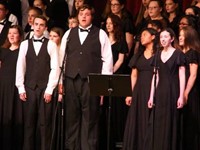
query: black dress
[
  {"left": 182, "top": 49, "right": 200, "bottom": 150},
  {"left": 123, "top": 52, "right": 153, "bottom": 150},
  {"left": 0, "top": 48, "right": 23, "bottom": 150},
  {"left": 145, "top": 50, "right": 185, "bottom": 150}
]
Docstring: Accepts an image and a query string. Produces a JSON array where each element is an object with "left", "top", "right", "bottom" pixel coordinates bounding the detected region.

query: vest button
[{"left": 80, "top": 52, "right": 82, "bottom": 55}]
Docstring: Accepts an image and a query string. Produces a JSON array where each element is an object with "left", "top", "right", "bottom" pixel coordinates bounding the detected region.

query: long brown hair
[
  {"left": 106, "top": 13, "right": 124, "bottom": 42},
  {"left": 180, "top": 26, "right": 200, "bottom": 52}
]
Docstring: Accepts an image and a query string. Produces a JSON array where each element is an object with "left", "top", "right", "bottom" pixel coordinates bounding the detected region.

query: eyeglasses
[{"left": 111, "top": 3, "right": 120, "bottom": 7}]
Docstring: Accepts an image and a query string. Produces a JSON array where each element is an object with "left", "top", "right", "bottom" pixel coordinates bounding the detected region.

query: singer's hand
[
  {"left": 19, "top": 93, "right": 27, "bottom": 101},
  {"left": 148, "top": 99, "right": 154, "bottom": 108},
  {"left": 125, "top": 96, "right": 132, "bottom": 106},
  {"left": 44, "top": 93, "right": 52, "bottom": 103}
]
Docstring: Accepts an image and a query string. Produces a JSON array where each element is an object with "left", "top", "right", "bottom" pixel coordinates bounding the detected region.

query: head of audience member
[
  {"left": 185, "top": 5, "right": 200, "bottom": 17},
  {"left": 178, "top": 15, "right": 198, "bottom": 31},
  {"left": 139, "top": 27, "right": 159, "bottom": 54},
  {"left": 106, "top": 13, "right": 123, "bottom": 42},
  {"left": 2, "top": 25, "right": 24, "bottom": 49},
  {"left": 68, "top": 15, "right": 79, "bottom": 29},
  {"left": 0, "top": 1, "right": 9, "bottom": 21},
  {"left": 179, "top": 26, "right": 200, "bottom": 52},
  {"left": 49, "top": 27, "right": 64, "bottom": 47},
  {"left": 77, "top": 4, "right": 95, "bottom": 29},
  {"left": 147, "top": 19, "right": 163, "bottom": 32},
  {"left": 160, "top": 28, "right": 180, "bottom": 50},
  {"left": 27, "top": 7, "right": 43, "bottom": 27},
  {"left": 147, "top": 0, "right": 164, "bottom": 20},
  {"left": 33, "top": 15, "right": 47, "bottom": 38}
]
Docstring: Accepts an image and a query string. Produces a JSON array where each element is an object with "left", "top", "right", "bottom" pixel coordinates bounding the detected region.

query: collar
[{"left": 79, "top": 24, "right": 92, "bottom": 32}]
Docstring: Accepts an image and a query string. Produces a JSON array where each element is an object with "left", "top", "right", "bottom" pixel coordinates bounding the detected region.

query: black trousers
[
  {"left": 22, "top": 87, "right": 54, "bottom": 150},
  {"left": 64, "top": 75, "right": 100, "bottom": 150}
]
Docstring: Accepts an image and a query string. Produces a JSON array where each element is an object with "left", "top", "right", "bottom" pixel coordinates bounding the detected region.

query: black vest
[
  {"left": 25, "top": 38, "right": 51, "bottom": 90},
  {"left": 65, "top": 26, "right": 102, "bottom": 79}
]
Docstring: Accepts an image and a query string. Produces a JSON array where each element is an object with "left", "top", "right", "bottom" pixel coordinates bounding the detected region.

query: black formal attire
[
  {"left": 0, "top": 48, "right": 23, "bottom": 150},
  {"left": 60, "top": 25, "right": 113, "bottom": 150},
  {"left": 123, "top": 51, "right": 153, "bottom": 150},
  {"left": 16, "top": 37, "right": 59, "bottom": 150},
  {"left": 145, "top": 50, "right": 185, "bottom": 150},
  {"left": 182, "top": 49, "right": 200, "bottom": 150}
]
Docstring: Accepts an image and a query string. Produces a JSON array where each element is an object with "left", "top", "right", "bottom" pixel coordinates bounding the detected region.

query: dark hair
[
  {"left": 77, "top": 4, "right": 95, "bottom": 17},
  {"left": 160, "top": 27, "right": 181, "bottom": 50},
  {"left": 164, "top": 0, "right": 182, "bottom": 17},
  {"left": 180, "top": 26, "right": 200, "bottom": 52},
  {"left": 33, "top": 15, "right": 48, "bottom": 26},
  {"left": 28, "top": 6, "right": 43, "bottom": 16},
  {"left": 179, "top": 15, "right": 199, "bottom": 31},
  {"left": 147, "top": 19, "right": 163, "bottom": 31},
  {"left": 2, "top": 25, "right": 24, "bottom": 49},
  {"left": 185, "top": 5, "right": 200, "bottom": 17},
  {"left": 0, "top": 0, "right": 9, "bottom": 10},
  {"left": 148, "top": 0, "right": 164, "bottom": 9},
  {"left": 139, "top": 27, "right": 159, "bottom": 55},
  {"left": 106, "top": 14, "right": 123, "bottom": 42}
]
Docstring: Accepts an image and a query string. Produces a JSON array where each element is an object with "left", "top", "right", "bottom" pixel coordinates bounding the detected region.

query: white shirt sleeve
[
  {"left": 15, "top": 40, "right": 28, "bottom": 94},
  {"left": 99, "top": 29, "right": 113, "bottom": 75},
  {"left": 45, "top": 40, "right": 60, "bottom": 94},
  {"left": 60, "top": 29, "right": 71, "bottom": 67}
]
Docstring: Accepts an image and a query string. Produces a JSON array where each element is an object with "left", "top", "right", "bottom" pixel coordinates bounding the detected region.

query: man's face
[
  {"left": 33, "top": 17, "right": 47, "bottom": 38},
  {"left": 78, "top": 8, "right": 92, "bottom": 28}
]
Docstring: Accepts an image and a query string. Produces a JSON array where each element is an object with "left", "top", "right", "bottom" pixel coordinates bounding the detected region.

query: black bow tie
[
  {"left": 33, "top": 38, "right": 44, "bottom": 42},
  {"left": 79, "top": 28, "right": 90, "bottom": 32}
]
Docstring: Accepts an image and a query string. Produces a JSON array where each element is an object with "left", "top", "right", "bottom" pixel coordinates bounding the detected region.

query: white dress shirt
[
  {"left": 16, "top": 35, "right": 60, "bottom": 95},
  {"left": 60, "top": 25, "right": 113, "bottom": 75}
]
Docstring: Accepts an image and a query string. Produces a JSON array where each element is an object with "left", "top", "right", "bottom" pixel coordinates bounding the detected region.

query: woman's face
[
  {"left": 141, "top": 30, "right": 154, "bottom": 46},
  {"left": 8, "top": 28, "right": 20, "bottom": 45},
  {"left": 179, "top": 17, "right": 189, "bottom": 30},
  {"left": 178, "top": 30, "right": 185, "bottom": 46},
  {"left": 148, "top": 1, "right": 162, "bottom": 18},
  {"left": 106, "top": 17, "right": 114, "bottom": 33},
  {"left": 160, "top": 30, "right": 173, "bottom": 48},
  {"left": 165, "top": 0, "right": 177, "bottom": 14},
  {"left": 110, "top": 0, "right": 123, "bottom": 16},
  {"left": 49, "top": 31, "right": 61, "bottom": 46}
]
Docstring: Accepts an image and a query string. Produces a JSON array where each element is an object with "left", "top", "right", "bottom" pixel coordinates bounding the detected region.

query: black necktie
[
  {"left": 33, "top": 37, "right": 44, "bottom": 43},
  {"left": 79, "top": 28, "right": 89, "bottom": 32}
]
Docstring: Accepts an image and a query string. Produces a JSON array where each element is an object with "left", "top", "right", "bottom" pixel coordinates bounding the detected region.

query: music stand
[{"left": 88, "top": 73, "right": 132, "bottom": 150}]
